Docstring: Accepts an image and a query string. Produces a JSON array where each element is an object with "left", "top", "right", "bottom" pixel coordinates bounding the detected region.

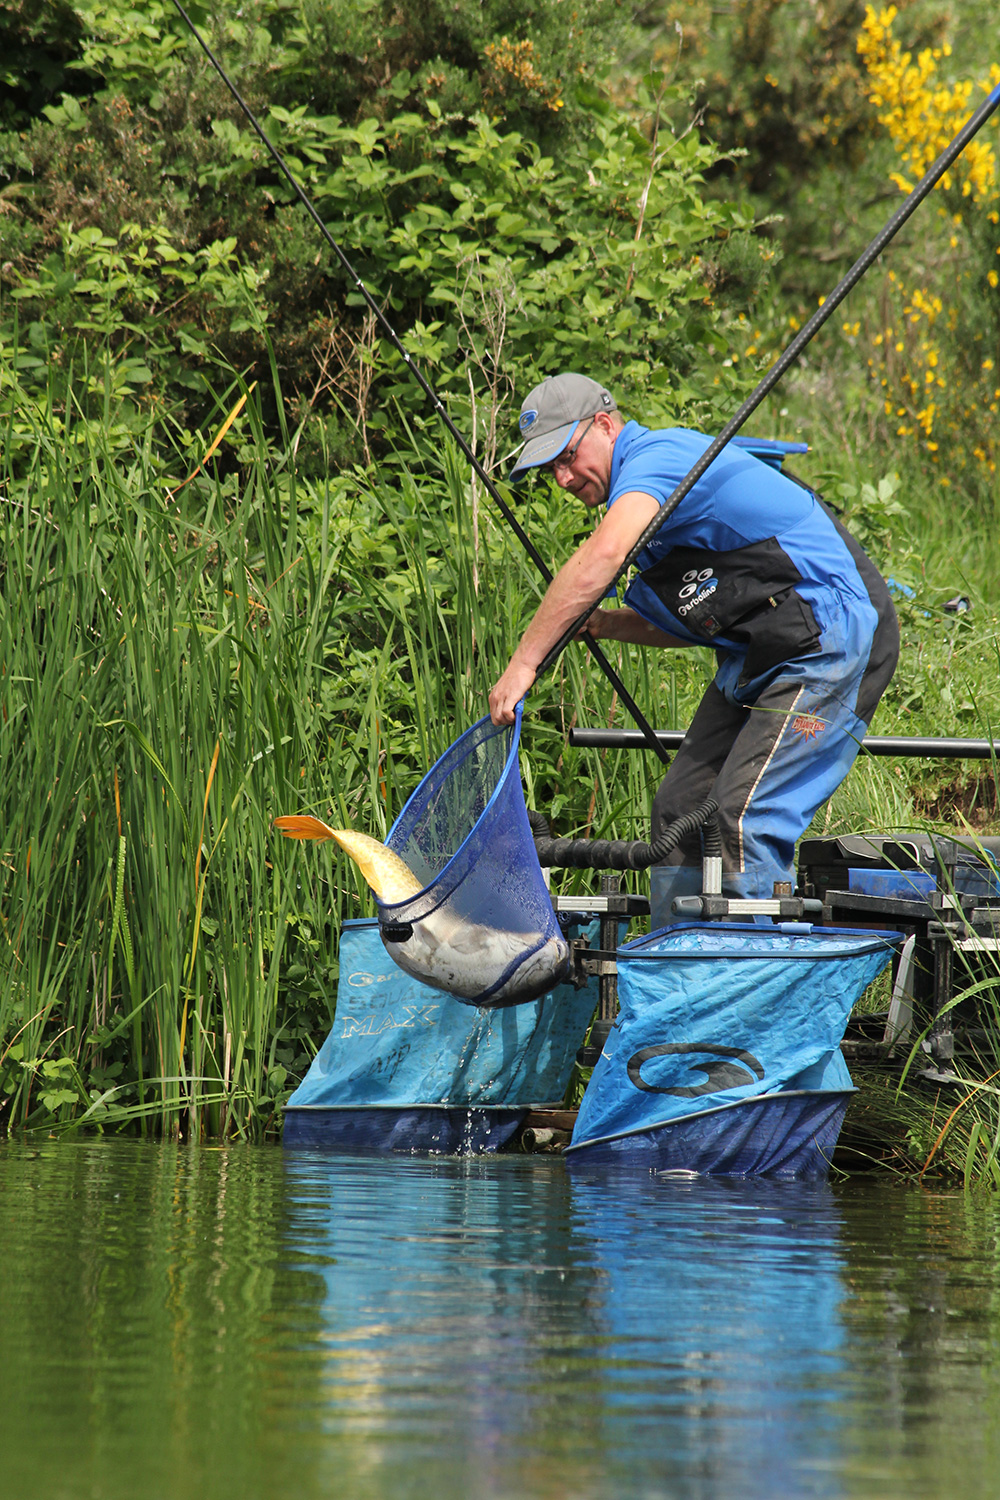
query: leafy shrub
[{"left": 1, "top": 0, "right": 767, "bottom": 478}]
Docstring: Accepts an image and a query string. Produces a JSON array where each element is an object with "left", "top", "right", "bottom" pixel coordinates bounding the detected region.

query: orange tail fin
[{"left": 273, "top": 814, "right": 338, "bottom": 842}]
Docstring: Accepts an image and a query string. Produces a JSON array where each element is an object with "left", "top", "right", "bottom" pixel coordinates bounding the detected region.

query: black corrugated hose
[{"left": 528, "top": 797, "right": 720, "bottom": 871}]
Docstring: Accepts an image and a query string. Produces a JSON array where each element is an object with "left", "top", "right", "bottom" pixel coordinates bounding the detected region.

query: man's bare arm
[
  {"left": 489, "top": 491, "right": 663, "bottom": 723},
  {"left": 581, "top": 606, "right": 686, "bottom": 648}
]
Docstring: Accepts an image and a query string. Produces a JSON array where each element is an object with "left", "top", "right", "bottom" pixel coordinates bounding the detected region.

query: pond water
[{"left": 2, "top": 1139, "right": 999, "bottom": 1500}]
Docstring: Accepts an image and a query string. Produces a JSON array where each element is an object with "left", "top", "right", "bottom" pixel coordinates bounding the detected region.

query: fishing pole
[
  {"left": 167, "top": 0, "right": 673, "bottom": 767},
  {"left": 536, "top": 77, "right": 1000, "bottom": 675}
]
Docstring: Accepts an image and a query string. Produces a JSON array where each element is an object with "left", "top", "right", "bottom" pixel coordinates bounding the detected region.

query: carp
[
  {"left": 274, "top": 819, "right": 423, "bottom": 900},
  {"left": 273, "top": 815, "right": 569, "bottom": 1007}
]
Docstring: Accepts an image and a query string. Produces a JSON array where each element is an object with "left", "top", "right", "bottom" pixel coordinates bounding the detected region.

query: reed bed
[
  {"left": 0, "top": 365, "right": 700, "bottom": 1139},
  {"left": 897, "top": 953, "right": 1000, "bottom": 1186}
]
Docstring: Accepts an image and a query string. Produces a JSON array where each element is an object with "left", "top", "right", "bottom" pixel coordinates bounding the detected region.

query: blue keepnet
[{"left": 572, "top": 922, "right": 900, "bottom": 1148}]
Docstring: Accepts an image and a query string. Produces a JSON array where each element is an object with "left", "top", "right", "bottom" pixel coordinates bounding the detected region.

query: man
[{"left": 488, "top": 372, "right": 899, "bottom": 926}]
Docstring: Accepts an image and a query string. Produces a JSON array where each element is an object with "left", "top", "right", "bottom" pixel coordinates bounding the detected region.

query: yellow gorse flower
[
  {"left": 855, "top": 8, "right": 999, "bottom": 474},
  {"left": 484, "top": 37, "right": 564, "bottom": 112},
  {"left": 857, "top": 7, "right": 999, "bottom": 199}
]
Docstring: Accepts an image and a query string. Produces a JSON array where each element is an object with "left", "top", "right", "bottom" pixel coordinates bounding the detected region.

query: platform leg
[
  {"left": 599, "top": 874, "right": 619, "bottom": 1024},
  {"left": 928, "top": 930, "right": 955, "bottom": 1066}
]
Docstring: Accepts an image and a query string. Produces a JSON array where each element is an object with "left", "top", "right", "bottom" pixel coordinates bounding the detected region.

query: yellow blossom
[
  {"left": 858, "top": 10, "right": 999, "bottom": 474},
  {"left": 858, "top": 9, "right": 998, "bottom": 202},
  {"left": 484, "top": 37, "right": 564, "bottom": 112}
]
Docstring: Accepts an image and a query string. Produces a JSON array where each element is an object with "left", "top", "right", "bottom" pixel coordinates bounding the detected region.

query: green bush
[{"left": 1, "top": 0, "right": 768, "bottom": 476}]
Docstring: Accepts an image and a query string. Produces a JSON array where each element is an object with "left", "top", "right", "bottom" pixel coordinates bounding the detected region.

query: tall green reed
[
  {"left": 0, "top": 367, "right": 352, "bottom": 1136},
  {"left": 0, "top": 355, "right": 708, "bottom": 1139},
  {"left": 895, "top": 936, "right": 1000, "bottom": 1187}
]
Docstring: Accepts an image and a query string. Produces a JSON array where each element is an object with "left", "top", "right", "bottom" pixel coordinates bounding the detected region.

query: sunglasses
[{"left": 540, "top": 416, "right": 596, "bottom": 476}]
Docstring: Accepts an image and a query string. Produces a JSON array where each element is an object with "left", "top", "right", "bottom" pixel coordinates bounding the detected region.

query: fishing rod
[
  {"left": 168, "top": 0, "right": 673, "bottom": 767},
  {"left": 536, "top": 78, "right": 1000, "bottom": 675}
]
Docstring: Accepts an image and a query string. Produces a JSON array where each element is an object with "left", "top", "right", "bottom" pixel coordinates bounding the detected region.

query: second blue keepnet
[{"left": 572, "top": 923, "right": 900, "bottom": 1149}]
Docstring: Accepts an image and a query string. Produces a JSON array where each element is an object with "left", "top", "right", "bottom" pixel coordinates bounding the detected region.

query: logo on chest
[{"left": 676, "top": 566, "right": 719, "bottom": 618}]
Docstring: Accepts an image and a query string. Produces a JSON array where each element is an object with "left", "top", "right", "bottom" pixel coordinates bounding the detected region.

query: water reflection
[
  {"left": 282, "top": 1152, "right": 598, "bottom": 1497},
  {"left": 2, "top": 1140, "right": 1000, "bottom": 1500},
  {"left": 284, "top": 1152, "right": 850, "bottom": 1498},
  {"left": 0, "top": 1140, "right": 328, "bottom": 1500},
  {"left": 570, "top": 1172, "right": 848, "bottom": 1496}
]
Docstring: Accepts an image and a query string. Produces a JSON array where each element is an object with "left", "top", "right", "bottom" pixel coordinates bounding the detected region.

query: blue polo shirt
[{"left": 606, "top": 422, "right": 882, "bottom": 673}]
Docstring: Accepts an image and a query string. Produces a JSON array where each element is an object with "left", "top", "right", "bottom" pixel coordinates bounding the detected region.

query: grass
[
  {"left": 898, "top": 949, "right": 1000, "bottom": 1186},
  {"left": 1, "top": 366, "right": 337, "bottom": 1137}
]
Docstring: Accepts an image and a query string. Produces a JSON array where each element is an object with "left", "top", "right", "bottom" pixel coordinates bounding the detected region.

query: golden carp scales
[
  {"left": 274, "top": 818, "right": 423, "bottom": 901},
  {"left": 274, "top": 815, "right": 570, "bottom": 1007}
]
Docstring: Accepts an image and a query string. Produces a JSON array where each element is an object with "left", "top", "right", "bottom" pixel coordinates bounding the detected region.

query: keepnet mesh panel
[
  {"left": 378, "top": 708, "right": 569, "bottom": 1007},
  {"left": 571, "top": 921, "right": 899, "bottom": 1150}
]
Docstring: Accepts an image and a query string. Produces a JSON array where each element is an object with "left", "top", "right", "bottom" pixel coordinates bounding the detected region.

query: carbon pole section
[
  {"left": 168, "top": 0, "right": 673, "bottom": 767},
  {"left": 537, "top": 79, "right": 1000, "bottom": 676},
  {"left": 570, "top": 728, "right": 1000, "bottom": 760}
]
